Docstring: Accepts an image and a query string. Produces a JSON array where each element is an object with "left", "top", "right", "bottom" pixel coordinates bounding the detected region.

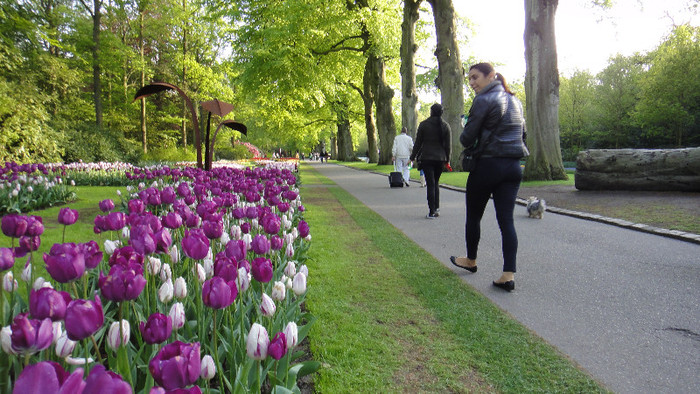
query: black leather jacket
[
  {"left": 410, "top": 116, "right": 451, "bottom": 162},
  {"left": 460, "top": 81, "right": 529, "bottom": 159}
]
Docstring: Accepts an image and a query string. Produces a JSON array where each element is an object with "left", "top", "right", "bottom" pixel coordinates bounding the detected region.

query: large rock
[{"left": 575, "top": 148, "right": 700, "bottom": 191}]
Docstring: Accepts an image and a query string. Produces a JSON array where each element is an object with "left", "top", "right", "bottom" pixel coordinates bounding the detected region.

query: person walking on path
[
  {"left": 450, "top": 62, "right": 529, "bottom": 292},
  {"left": 392, "top": 127, "right": 414, "bottom": 187},
  {"left": 410, "top": 103, "right": 451, "bottom": 219}
]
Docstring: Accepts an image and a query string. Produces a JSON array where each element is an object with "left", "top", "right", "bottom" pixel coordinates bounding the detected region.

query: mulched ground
[{"left": 517, "top": 185, "right": 700, "bottom": 233}]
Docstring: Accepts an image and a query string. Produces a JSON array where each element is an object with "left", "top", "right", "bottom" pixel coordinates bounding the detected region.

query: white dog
[{"left": 526, "top": 196, "right": 546, "bottom": 219}]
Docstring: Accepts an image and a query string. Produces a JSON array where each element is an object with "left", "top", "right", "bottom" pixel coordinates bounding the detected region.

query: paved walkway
[{"left": 308, "top": 162, "right": 700, "bottom": 394}]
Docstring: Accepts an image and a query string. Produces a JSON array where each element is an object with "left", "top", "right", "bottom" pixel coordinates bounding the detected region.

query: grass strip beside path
[{"left": 300, "top": 164, "right": 606, "bottom": 393}]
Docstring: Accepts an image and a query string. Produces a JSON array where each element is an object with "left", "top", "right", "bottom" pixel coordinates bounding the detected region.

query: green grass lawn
[
  {"left": 340, "top": 161, "right": 575, "bottom": 188},
  {"left": 300, "top": 163, "right": 606, "bottom": 393}
]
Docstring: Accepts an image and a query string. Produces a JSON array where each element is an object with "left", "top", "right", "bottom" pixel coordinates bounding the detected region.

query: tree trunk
[
  {"left": 329, "top": 137, "right": 337, "bottom": 160},
  {"left": 181, "top": 0, "right": 188, "bottom": 148},
  {"left": 427, "top": 0, "right": 463, "bottom": 169},
  {"left": 335, "top": 104, "right": 354, "bottom": 161},
  {"left": 362, "top": 57, "right": 379, "bottom": 163},
  {"left": 139, "top": 8, "right": 147, "bottom": 154},
  {"left": 575, "top": 148, "right": 700, "bottom": 191},
  {"left": 523, "top": 0, "right": 567, "bottom": 181},
  {"left": 401, "top": 0, "right": 422, "bottom": 138},
  {"left": 92, "top": 0, "right": 103, "bottom": 128},
  {"left": 371, "top": 55, "right": 397, "bottom": 165}
]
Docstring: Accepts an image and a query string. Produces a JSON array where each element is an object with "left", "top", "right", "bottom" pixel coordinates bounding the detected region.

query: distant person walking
[
  {"left": 449, "top": 62, "right": 529, "bottom": 292},
  {"left": 392, "top": 127, "right": 414, "bottom": 187},
  {"left": 410, "top": 103, "right": 451, "bottom": 219}
]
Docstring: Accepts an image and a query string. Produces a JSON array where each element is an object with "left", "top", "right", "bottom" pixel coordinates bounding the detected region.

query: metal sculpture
[{"left": 134, "top": 83, "right": 247, "bottom": 170}]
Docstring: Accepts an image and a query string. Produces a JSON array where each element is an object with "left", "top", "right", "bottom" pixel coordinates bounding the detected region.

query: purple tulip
[
  {"left": 99, "top": 263, "right": 146, "bottom": 302},
  {"left": 213, "top": 255, "right": 238, "bottom": 282},
  {"left": 149, "top": 341, "right": 201, "bottom": 390},
  {"left": 232, "top": 207, "right": 246, "bottom": 219},
  {"left": 224, "top": 239, "right": 246, "bottom": 261},
  {"left": 184, "top": 195, "right": 196, "bottom": 206},
  {"left": 202, "top": 220, "right": 223, "bottom": 240},
  {"left": 251, "top": 257, "right": 273, "bottom": 283},
  {"left": 19, "top": 235, "right": 40, "bottom": 253},
  {"left": 150, "top": 386, "right": 202, "bottom": 394},
  {"left": 161, "top": 187, "right": 177, "bottom": 205},
  {"left": 139, "top": 313, "right": 173, "bottom": 344},
  {"left": 277, "top": 202, "right": 290, "bottom": 213},
  {"left": 57, "top": 207, "right": 79, "bottom": 226},
  {"left": 109, "top": 245, "right": 144, "bottom": 268},
  {"left": 12, "top": 361, "right": 85, "bottom": 394},
  {"left": 147, "top": 191, "right": 162, "bottom": 206},
  {"left": 44, "top": 242, "right": 86, "bottom": 283},
  {"left": 240, "top": 222, "right": 251, "bottom": 234},
  {"left": 2, "top": 214, "right": 27, "bottom": 238},
  {"left": 245, "top": 206, "right": 258, "bottom": 219},
  {"left": 0, "top": 247, "right": 14, "bottom": 271},
  {"left": 251, "top": 234, "right": 270, "bottom": 255},
  {"left": 29, "top": 288, "right": 72, "bottom": 321},
  {"left": 268, "top": 332, "right": 287, "bottom": 360},
  {"left": 154, "top": 227, "right": 173, "bottom": 253},
  {"left": 130, "top": 224, "right": 157, "bottom": 255},
  {"left": 80, "top": 240, "right": 103, "bottom": 269},
  {"left": 128, "top": 199, "right": 145, "bottom": 214},
  {"left": 10, "top": 313, "right": 53, "bottom": 354},
  {"left": 93, "top": 215, "right": 106, "bottom": 234},
  {"left": 177, "top": 182, "right": 191, "bottom": 197},
  {"left": 162, "top": 212, "right": 183, "bottom": 229},
  {"left": 83, "top": 364, "right": 132, "bottom": 394},
  {"left": 270, "top": 235, "right": 284, "bottom": 251},
  {"left": 25, "top": 215, "right": 44, "bottom": 236},
  {"left": 201, "top": 277, "right": 237, "bottom": 309},
  {"left": 298, "top": 220, "right": 310, "bottom": 238},
  {"left": 98, "top": 199, "right": 115, "bottom": 212},
  {"left": 181, "top": 229, "right": 210, "bottom": 260},
  {"left": 64, "top": 294, "right": 104, "bottom": 341},
  {"left": 105, "top": 211, "right": 127, "bottom": 231}
]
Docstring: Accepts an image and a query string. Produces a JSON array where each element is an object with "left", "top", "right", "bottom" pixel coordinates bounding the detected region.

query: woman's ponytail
[{"left": 495, "top": 72, "right": 514, "bottom": 95}]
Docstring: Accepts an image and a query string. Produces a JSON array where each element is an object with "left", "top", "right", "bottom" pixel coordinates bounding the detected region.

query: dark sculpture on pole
[{"left": 134, "top": 83, "right": 246, "bottom": 170}]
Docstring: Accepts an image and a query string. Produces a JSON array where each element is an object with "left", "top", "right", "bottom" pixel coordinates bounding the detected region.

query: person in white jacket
[{"left": 392, "top": 127, "right": 414, "bottom": 187}]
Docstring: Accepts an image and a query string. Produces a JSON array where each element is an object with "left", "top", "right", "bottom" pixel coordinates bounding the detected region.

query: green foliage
[
  {"left": 62, "top": 124, "right": 141, "bottom": 164},
  {"left": 140, "top": 145, "right": 197, "bottom": 164}
]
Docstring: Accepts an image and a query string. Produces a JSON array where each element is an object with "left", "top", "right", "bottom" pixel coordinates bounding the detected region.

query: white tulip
[
  {"left": 169, "top": 245, "right": 180, "bottom": 265},
  {"left": 200, "top": 354, "right": 216, "bottom": 380},
  {"left": 104, "top": 239, "right": 120, "bottom": 255},
  {"left": 284, "top": 261, "right": 296, "bottom": 278},
  {"left": 107, "top": 320, "right": 130, "bottom": 350},
  {"left": 236, "top": 267, "right": 250, "bottom": 293},
  {"left": 147, "top": 256, "right": 162, "bottom": 276},
  {"left": 271, "top": 281, "right": 286, "bottom": 302},
  {"left": 55, "top": 333, "right": 76, "bottom": 358},
  {"left": 169, "top": 302, "right": 186, "bottom": 331},
  {"left": 3, "top": 272, "right": 18, "bottom": 292},
  {"left": 283, "top": 322, "right": 298, "bottom": 349},
  {"left": 246, "top": 323, "right": 269, "bottom": 360},
  {"left": 52, "top": 322, "right": 63, "bottom": 345},
  {"left": 65, "top": 356, "right": 93, "bottom": 365},
  {"left": 194, "top": 263, "right": 206, "bottom": 283},
  {"left": 292, "top": 272, "right": 307, "bottom": 296},
  {"left": 21, "top": 262, "right": 31, "bottom": 282},
  {"left": 299, "top": 265, "right": 309, "bottom": 278},
  {"left": 160, "top": 263, "right": 172, "bottom": 282},
  {"left": 158, "top": 279, "right": 174, "bottom": 303},
  {"left": 260, "top": 293, "right": 276, "bottom": 317},
  {"left": 174, "top": 277, "right": 187, "bottom": 299},
  {"left": 1, "top": 326, "right": 17, "bottom": 355}
]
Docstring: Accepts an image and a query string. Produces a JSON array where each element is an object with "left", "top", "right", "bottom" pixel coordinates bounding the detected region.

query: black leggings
[
  {"left": 465, "top": 157, "right": 522, "bottom": 272},
  {"left": 422, "top": 160, "right": 444, "bottom": 214}
]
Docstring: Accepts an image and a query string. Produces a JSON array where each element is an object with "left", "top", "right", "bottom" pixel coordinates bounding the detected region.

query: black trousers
[
  {"left": 465, "top": 157, "right": 522, "bottom": 272},
  {"left": 421, "top": 160, "right": 444, "bottom": 214}
]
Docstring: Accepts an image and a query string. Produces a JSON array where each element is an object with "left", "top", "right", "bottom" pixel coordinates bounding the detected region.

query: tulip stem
[
  {"left": 90, "top": 335, "right": 103, "bottom": 364},
  {"left": 212, "top": 309, "right": 225, "bottom": 393},
  {"left": 83, "top": 339, "right": 90, "bottom": 375}
]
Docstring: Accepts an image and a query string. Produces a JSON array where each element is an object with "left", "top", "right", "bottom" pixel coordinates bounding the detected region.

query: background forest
[{"left": 0, "top": 0, "right": 698, "bottom": 165}]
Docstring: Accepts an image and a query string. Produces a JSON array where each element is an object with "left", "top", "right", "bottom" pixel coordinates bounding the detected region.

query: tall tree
[
  {"left": 427, "top": 0, "right": 463, "bottom": 168},
  {"left": 400, "top": 0, "right": 422, "bottom": 138},
  {"left": 558, "top": 70, "right": 595, "bottom": 159},
  {"left": 523, "top": 0, "right": 566, "bottom": 180},
  {"left": 79, "top": 0, "right": 104, "bottom": 128}
]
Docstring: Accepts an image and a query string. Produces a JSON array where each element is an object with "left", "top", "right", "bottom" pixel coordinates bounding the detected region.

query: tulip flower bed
[{"left": 0, "top": 162, "right": 318, "bottom": 393}]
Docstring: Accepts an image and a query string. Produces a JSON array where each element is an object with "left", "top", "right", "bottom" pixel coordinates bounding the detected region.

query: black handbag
[{"left": 459, "top": 146, "right": 479, "bottom": 172}]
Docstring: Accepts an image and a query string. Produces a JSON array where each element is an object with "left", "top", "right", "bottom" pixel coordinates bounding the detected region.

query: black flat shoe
[
  {"left": 492, "top": 280, "right": 515, "bottom": 292},
  {"left": 450, "top": 256, "right": 477, "bottom": 273}
]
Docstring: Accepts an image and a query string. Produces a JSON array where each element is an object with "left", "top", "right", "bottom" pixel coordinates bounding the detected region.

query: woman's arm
[{"left": 460, "top": 97, "right": 488, "bottom": 148}]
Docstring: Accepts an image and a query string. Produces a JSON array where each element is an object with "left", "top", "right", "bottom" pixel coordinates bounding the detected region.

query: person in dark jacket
[
  {"left": 450, "top": 62, "right": 529, "bottom": 292},
  {"left": 410, "top": 103, "right": 451, "bottom": 219}
]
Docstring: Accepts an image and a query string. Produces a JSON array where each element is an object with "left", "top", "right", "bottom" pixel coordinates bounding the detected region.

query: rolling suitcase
[{"left": 389, "top": 171, "right": 404, "bottom": 188}]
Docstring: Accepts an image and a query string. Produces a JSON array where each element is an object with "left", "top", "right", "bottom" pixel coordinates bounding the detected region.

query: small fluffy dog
[{"left": 526, "top": 196, "right": 546, "bottom": 219}]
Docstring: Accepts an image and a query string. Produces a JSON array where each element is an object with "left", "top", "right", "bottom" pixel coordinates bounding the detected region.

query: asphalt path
[{"left": 308, "top": 162, "right": 700, "bottom": 394}]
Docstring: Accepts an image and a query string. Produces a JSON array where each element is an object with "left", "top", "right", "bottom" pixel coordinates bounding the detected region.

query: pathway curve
[{"left": 308, "top": 162, "right": 700, "bottom": 394}]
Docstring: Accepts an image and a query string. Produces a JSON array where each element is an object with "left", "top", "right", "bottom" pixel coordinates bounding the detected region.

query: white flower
[
  {"left": 107, "top": 320, "right": 130, "bottom": 350},
  {"left": 230, "top": 225, "right": 241, "bottom": 240},
  {"left": 121, "top": 227, "right": 130, "bottom": 239},
  {"left": 200, "top": 354, "right": 216, "bottom": 380},
  {"left": 283, "top": 322, "right": 298, "bottom": 349},
  {"left": 160, "top": 263, "right": 172, "bottom": 282},
  {"left": 169, "top": 245, "right": 180, "bottom": 265},
  {"left": 242, "top": 233, "right": 252, "bottom": 251},
  {"left": 147, "top": 256, "right": 162, "bottom": 276},
  {"left": 52, "top": 322, "right": 63, "bottom": 345},
  {"left": 219, "top": 231, "right": 230, "bottom": 246},
  {"left": 246, "top": 323, "right": 269, "bottom": 360},
  {"left": 284, "top": 261, "right": 297, "bottom": 278},
  {"left": 194, "top": 263, "right": 206, "bottom": 283},
  {"left": 169, "top": 302, "right": 186, "bottom": 331},
  {"left": 158, "top": 279, "right": 174, "bottom": 303},
  {"left": 260, "top": 293, "right": 276, "bottom": 317},
  {"left": 65, "top": 356, "right": 93, "bottom": 366},
  {"left": 1, "top": 326, "right": 17, "bottom": 355},
  {"left": 299, "top": 264, "right": 309, "bottom": 278},
  {"left": 33, "top": 277, "right": 49, "bottom": 290},
  {"left": 55, "top": 333, "right": 76, "bottom": 358},
  {"left": 285, "top": 242, "right": 294, "bottom": 258},
  {"left": 271, "top": 281, "right": 286, "bottom": 302},
  {"left": 104, "top": 239, "right": 120, "bottom": 255},
  {"left": 27, "top": 186, "right": 33, "bottom": 193},
  {"left": 21, "top": 262, "right": 31, "bottom": 283},
  {"left": 174, "top": 277, "right": 187, "bottom": 299},
  {"left": 236, "top": 267, "right": 250, "bottom": 292},
  {"left": 203, "top": 257, "right": 214, "bottom": 279},
  {"left": 3, "top": 272, "right": 18, "bottom": 292},
  {"left": 292, "top": 272, "right": 307, "bottom": 296}
]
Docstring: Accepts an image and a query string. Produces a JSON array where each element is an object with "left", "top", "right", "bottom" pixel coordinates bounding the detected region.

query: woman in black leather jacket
[{"left": 450, "top": 62, "right": 528, "bottom": 292}]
